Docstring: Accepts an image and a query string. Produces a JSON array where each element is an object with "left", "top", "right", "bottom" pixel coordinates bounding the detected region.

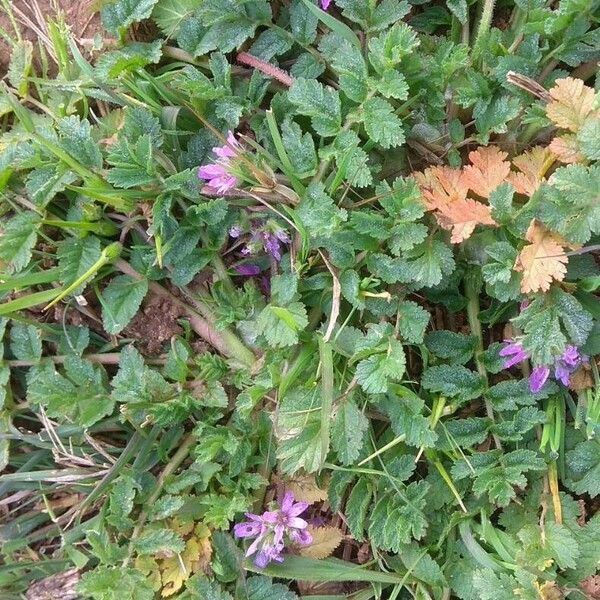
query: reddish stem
[{"left": 237, "top": 52, "right": 294, "bottom": 87}]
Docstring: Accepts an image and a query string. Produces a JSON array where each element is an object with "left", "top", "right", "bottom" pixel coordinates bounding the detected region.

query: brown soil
[
  {"left": 0, "top": 0, "right": 102, "bottom": 75},
  {"left": 124, "top": 296, "right": 183, "bottom": 355}
]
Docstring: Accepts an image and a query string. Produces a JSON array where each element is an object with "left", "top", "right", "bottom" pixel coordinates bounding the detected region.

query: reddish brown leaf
[
  {"left": 461, "top": 146, "right": 511, "bottom": 198},
  {"left": 508, "top": 146, "right": 555, "bottom": 197},
  {"left": 436, "top": 198, "right": 496, "bottom": 243},
  {"left": 548, "top": 135, "right": 584, "bottom": 164},
  {"left": 514, "top": 220, "right": 568, "bottom": 293},
  {"left": 546, "top": 77, "right": 597, "bottom": 132}
]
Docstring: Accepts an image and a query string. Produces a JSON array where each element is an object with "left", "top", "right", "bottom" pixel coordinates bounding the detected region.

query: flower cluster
[
  {"left": 233, "top": 492, "right": 312, "bottom": 568},
  {"left": 198, "top": 131, "right": 240, "bottom": 194},
  {"left": 230, "top": 223, "right": 290, "bottom": 262},
  {"left": 500, "top": 341, "right": 586, "bottom": 392}
]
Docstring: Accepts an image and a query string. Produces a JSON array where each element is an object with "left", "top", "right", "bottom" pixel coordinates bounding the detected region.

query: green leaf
[
  {"left": 288, "top": 78, "right": 342, "bottom": 137},
  {"left": 101, "top": 0, "right": 160, "bottom": 35},
  {"left": 485, "top": 379, "right": 547, "bottom": 412},
  {"left": 330, "top": 130, "right": 373, "bottom": 188},
  {"left": 95, "top": 41, "right": 163, "bottom": 80},
  {"left": 438, "top": 417, "right": 490, "bottom": 450},
  {"left": 276, "top": 387, "right": 325, "bottom": 474},
  {"left": 249, "top": 29, "right": 293, "bottom": 61},
  {"left": 454, "top": 449, "right": 545, "bottom": 507},
  {"left": 472, "top": 569, "right": 518, "bottom": 600},
  {"left": 25, "top": 166, "right": 77, "bottom": 208},
  {"left": 246, "top": 576, "right": 298, "bottom": 600},
  {"left": 134, "top": 527, "right": 185, "bottom": 555},
  {"left": 100, "top": 275, "right": 148, "bottom": 335},
  {"left": 355, "top": 339, "right": 406, "bottom": 394},
  {"left": 332, "top": 397, "right": 368, "bottom": 465},
  {"left": 289, "top": 0, "right": 318, "bottom": 45},
  {"left": 566, "top": 439, "right": 600, "bottom": 497},
  {"left": 148, "top": 494, "right": 185, "bottom": 521},
  {"left": 339, "top": 270, "right": 365, "bottom": 309},
  {"left": 401, "top": 238, "right": 455, "bottom": 288},
  {"left": 78, "top": 566, "right": 154, "bottom": 600},
  {"left": 371, "top": 69, "right": 409, "bottom": 100},
  {"left": 299, "top": 0, "right": 361, "bottom": 48},
  {"left": 446, "top": 0, "right": 468, "bottom": 23},
  {"left": 397, "top": 301, "right": 429, "bottom": 344},
  {"left": 380, "top": 389, "right": 438, "bottom": 447},
  {"left": 424, "top": 330, "right": 477, "bottom": 364},
  {"left": 57, "top": 116, "right": 103, "bottom": 169},
  {"left": 492, "top": 406, "right": 545, "bottom": 442},
  {"left": 577, "top": 116, "right": 600, "bottom": 161},
  {"left": 319, "top": 33, "right": 368, "bottom": 103},
  {"left": 482, "top": 241, "right": 521, "bottom": 302},
  {"left": 186, "top": 575, "right": 233, "bottom": 599},
  {"left": 422, "top": 365, "right": 485, "bottom": 403},
  {"left": 368, "top": 481, "right": 429, "bottom": 550},
  {"left": 345, "top": 478, "right": 372, "bottom": 542},
  {"left": 257, "top": 302, "right": 308, "bottom": 348},
  {"left": 8, "top": 40, "right": 33, "bottom": 96},
  {"left": 112, "top": 346, "right": 171, "bottom": 405},
  {"left": 107, "top": 475, "right": 138, "bottom": 530},
  {"left": 152, "top": 0, "right": 202, "bottom": 36},
  {"left": 361, "top": 97, "right": 405, "bottom": 149},
  {"left": 488, "top": 183, "right": 514, "bottom": 224},
  {"left": 297, "top": 183, "right": 347, "bottom": 240},
  {"left": 280, "top": 118, "right": 317, "bottom": 176},
  {"left": 27, "top": 358, "right": 114, "bottom": 427},
  {"left": 473, "top": 94, "right": 521, "bottom": 141},
  {"left": 106, "top": 135, "right": 157, "bottom": 189},
  {"left": 0, "top": 212, "right": 39, "bottom": 274},
  {"left": 541, "top": 164, "right": 600, "bottom": 244},
  {"left": 57, "top": 236, "right": 102, "bottom": 295},
  {"left": 335, "top": 0, "right": 409, "bottom": 32},
  {"left": 368, "top": 22, "right": 420, "bottom": 74},
  {"left": 9, "top": 323, "right": 42, "bottom": 361}
]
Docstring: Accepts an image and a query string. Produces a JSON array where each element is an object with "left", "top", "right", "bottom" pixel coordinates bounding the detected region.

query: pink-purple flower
[
  {"left": 198, "top": 131, "right": 240, "bottom": 194},
  {"left": 321, "top": 0, "right": 332, "bottom": 9},
  {"left": 500, "top": 340, "right": 586, "bottom": 393},
  {"left": 231, "top": 222, "right": 290, "bottom": 262},
  {"left": 233, "top": 491, "right": 312, "bottom": 568}
]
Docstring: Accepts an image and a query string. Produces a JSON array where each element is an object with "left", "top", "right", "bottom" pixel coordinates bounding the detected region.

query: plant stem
[
  {"left": 464, "top": 272, "right": 502, "bottom": 450},
  {"left": 116, "top": 260, "right": 255, "bottom": 368},
  {"left": 473, "top": 0, "right": 496, "bottom": 57}
]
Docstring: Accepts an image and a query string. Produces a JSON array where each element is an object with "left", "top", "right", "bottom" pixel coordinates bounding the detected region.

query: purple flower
[
  {"left": 553, "top": 345, "right": 586, "bottom": 387},
  {"left": 198, "top": 131, "right": 240, "bottom": 194},
  {"left": 233, "top": 491, "right": 312, "bottom": 568},
  {"left": 321, "top": 0, "right": 332, "bottom": 9},
  {"left": 229, "top": 225, "right": 243, "bottom": 238},
  {"left": 500, "top": 339, "right": 586, "bottom": 392},
  {"left": 499, "top": 341, "right": 529, "bottom": 369},
  {"left": 529, "top": 366, "right": 550, "bottom": 393},
  {"left": 234, "top": 264, "right": 261, "bottom": 276}
]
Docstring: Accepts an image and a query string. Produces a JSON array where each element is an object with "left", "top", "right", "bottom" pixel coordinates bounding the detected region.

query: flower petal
[{"left": 530, "top": 366, "right": 550, "bottom": 393}]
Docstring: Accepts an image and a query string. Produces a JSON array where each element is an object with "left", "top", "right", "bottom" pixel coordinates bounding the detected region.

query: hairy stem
[{"left": 464, "top": 272, "right": 503, "bottom": 450}]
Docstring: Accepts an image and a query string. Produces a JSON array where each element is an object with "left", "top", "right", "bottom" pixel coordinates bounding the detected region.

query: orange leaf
[
  {"left": 548, "top": 135, "right": 584, "bottom": 164},
  {"left": 461, "top": 146, "right": 511, "bottom": 198},
  {"left": 299, "top": 525, "right": 344, "bottom": 559},
  {"left": 508, "top": 146, "right": 555, "bottom": 197},
  {"left": 414, "top": 166, "right": 467, "bottom": 210},
  {"left": 514, "top": 220, "right": 568, "bottom": 293},
  {"left": 436, "top": 198, "right": 496, "bottom": 243},
  {"left": 415, "top": 165, "right": 495, "bottom": 243},
  {"left": 546, "top": 77, "right": 597, "bottom": 132}
]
